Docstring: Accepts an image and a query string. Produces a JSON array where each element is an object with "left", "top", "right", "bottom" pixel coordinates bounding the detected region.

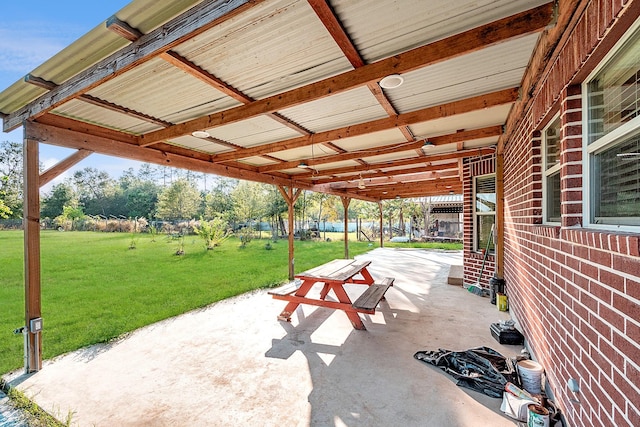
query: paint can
[
  {"left": 527, "top": 403, "right": 550, "bottom": 427},
  {"left": 496, "top": 293, "right": 508, "bottom": 311},
  {"left": 518, "top": 359, "right": 544, "bottom": 394}
]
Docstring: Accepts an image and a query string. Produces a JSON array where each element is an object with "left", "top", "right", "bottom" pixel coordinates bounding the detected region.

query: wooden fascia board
[
  {"left": 3, "top": 0, "right": 264, "bottom": 132},
  {"left": 24, "top": 121, "right": 377, "bottom": 202},
  {"left": 138, "top": 3, "right": 554, "bottom": 144},
  {"left": 211, "top": 87, "right": 517, "bottom": 163}
]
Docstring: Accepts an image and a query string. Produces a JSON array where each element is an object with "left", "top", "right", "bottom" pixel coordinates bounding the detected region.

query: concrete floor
[{"left": 4, "top": 248, "right": 521, "bottom": 426}]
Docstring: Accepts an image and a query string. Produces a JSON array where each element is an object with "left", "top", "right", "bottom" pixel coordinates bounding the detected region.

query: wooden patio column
[
  {"left": 495, "top": 152, "right": 504, "bottom": 279},
  {"left": 277, "top": 186, "right": 301, "bottom": 280},
  {"left": 378, "top": 202, "right": 384, "bottom": 248},
  {"left": 23, "top": 134, "right": 42, "bottom": 372},
  {"left": 341, "top": 197, "right": 350, "bottom": 259}
]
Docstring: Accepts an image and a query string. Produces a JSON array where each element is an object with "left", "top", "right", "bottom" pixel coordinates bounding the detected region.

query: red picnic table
[{"left": 269, "top": 259, "right": 394, "bottom": 330}]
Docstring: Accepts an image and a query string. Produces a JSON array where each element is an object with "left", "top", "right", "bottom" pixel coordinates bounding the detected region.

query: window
[
  {"left": 543, "top": 115, "right": 562, "bottom": 223},
  {"left": 585, "top": 22, "right": 640, "bottom": 229},
  {"left": 474, "top": 175, "right": 495, "bottom": 252}
]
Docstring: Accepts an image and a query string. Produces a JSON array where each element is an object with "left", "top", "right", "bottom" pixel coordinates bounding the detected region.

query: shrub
[{"left": 193, "top": 216, "right": 231, "bottom": 250}]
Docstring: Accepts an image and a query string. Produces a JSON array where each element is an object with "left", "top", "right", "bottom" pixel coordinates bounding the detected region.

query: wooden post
[
  {"left": 23, "top": 135, "right": 42, "bottom": 372},
  {"left": 495, "top": 153, "right": 504, "bottom": 279},
  {"left": 378, "top": 202, "right": 384, "bottom": 248},
  {"left": 341, "top": 197, "right": 350, "bottom": 259},
  {"left": 277, "top": 186, "right": 301, "bottom": 280}
]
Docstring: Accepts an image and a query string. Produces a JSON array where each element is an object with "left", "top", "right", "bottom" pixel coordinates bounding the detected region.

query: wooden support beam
[
  {"left": 25, "top": 121, "right": 377, "bottom": 202},
  {"left": 210, "top": 88, "right": 516, "bottom": 163},
  {"left": 277, "top": 186, "right": 301, "bottom": 280},
  {"left": 4, "top": 0, "right": 265, "bottom": 131},
  {"left": 378, "top": 202, "right": 384, "bottom": 248},
  {"left": 39, "top": 149, "right": 93, "bottom": 187},
  {"left": 23, "top": 135, "right": 42, "bottom": 372},
  {"left": 341, "top": 197, "right": 350, "bottom": 259},
  {"left": 136, "top": 4, "right": 553, "bottom": 144},
  {"left": 309, "top": 162, "right": 458, "bottom": 186},
  {"left": 105, "top": 16, "right": 143, "bottom": 41}
]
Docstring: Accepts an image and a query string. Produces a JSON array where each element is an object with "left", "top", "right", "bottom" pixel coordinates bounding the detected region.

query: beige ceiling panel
[
  {"left": 312, "top": 160, "right": 361, "bottom": 171},
  {"left": 51, "top": 99, "right": 161, "bottom": 135},
  {"left": 363, "top": 150, "right": 421, "bottom": 164},
  {"left": 88, "top": 57, "right": 241, "bottom": 125},
  {"left": 172, "top": 0, "right": 353, "bottom": 100},
  {"left": 168, "top": 135, "right": 235, "bottom": 154},
  {"left": 206, "top": 115, "right": 301, "bottom": 148},
  {"left": 270, "top": 143, "right": 339, "bottom": 162},
  {"left": 408, "top": 104, "right": 512, "bottom": 138},
  {"left": 237, "top": 156, "right": 279, "bottom": 167},
  {"left": 463, "top": 136, "right": 500, "bottom": 148},
  {"left": 385, "top": 34, "right": 540, "bottom": 113},
  {"left": 333, "top": 0, "right": 549, "bottom": 62},
  {"left": 278, "top": 87, "right": 389, "bottom": 133},
  {"left": 330, "top": 128, "right": 407, "bottom": 152}
]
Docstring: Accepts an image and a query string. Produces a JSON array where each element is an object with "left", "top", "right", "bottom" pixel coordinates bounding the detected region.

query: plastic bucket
[
  {"left": 518, "top": 360, "right": 544, "bottom": 394},
  {"left": 527, "top": 403, "right": 550, "bottom": 427}
]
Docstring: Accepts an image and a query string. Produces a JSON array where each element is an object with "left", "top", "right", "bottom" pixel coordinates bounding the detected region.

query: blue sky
[{"left": 0, "top": 1, "right": 143, "bottom": 191}]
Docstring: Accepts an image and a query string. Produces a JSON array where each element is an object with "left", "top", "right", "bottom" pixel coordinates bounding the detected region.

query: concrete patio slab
[{"left": 4, "top": 248, "right": 521, "bottom": 426}]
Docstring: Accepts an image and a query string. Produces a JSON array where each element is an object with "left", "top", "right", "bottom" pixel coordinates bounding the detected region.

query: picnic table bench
[{"left": 269, "top": 259, "right": 394, "bottom": 330}]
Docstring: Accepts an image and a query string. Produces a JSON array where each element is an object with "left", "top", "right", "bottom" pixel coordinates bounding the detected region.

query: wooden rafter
[
  {"left": 308, "top": 163, "right": 459, "bottom": 186},
  {"left": 135, "top": 3, "right": 553, "bottom": 145},
  {"left": 209, "top": 88, "right": 516, "bottom": 163}
]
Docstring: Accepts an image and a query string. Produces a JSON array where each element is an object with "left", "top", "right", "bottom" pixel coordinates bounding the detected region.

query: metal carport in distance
[{"left": 0, "top": 0, "right": 556, "bottom": 371}]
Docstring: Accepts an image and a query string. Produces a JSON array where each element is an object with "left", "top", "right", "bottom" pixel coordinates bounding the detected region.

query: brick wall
[
  {"left": 463, "top": 155, "right": 495, "bottom": 288},
  {"left": 498, "top": 1, "right": 640, "bottom": 426}
]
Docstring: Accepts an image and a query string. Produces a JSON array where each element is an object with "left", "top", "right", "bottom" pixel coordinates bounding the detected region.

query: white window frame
[
  {"left": 543, "top": 114, "right": 562, "bottom": 225},
  {"left": 582, "top": 19, "right": 640, "bottom": 232},
  {"left": 473, "top": 173, "right": 496, "bottom": 252}
]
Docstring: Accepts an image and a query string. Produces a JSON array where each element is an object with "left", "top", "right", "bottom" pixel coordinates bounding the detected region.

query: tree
[
  {"left": 41, "top": 183, "right": 77, "bottom": 219},
  {"left": 204, "top": 177, "right": 237, "bottom": 223},
  {"left": 156, "top": 178, "right": 202, "bottom": 220},
  {"left": 231, "top": 181, "right": 268, "bottom": 225},
  {"left": 72, "top": 167, "right": 118, "bottom": 216},
  {"left": 0, "top": 141, "right": 25, "bottom": 218}
]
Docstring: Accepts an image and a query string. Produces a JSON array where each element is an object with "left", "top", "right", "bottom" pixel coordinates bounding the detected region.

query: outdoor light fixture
[
  {"left": 422, "top": 140, "right": 435, "bottom": 152},
  {"left": 297, "top": 162, "right": 309, "bottom": 169},
  {"left": 358, "top": 174, "right": 366, "bottom": 189},
  {"left": 191, "top": 130, "right": 210, "bottom": 138},
  {"left": 379, "top": 74, "right": 404, "bottom": 89}
]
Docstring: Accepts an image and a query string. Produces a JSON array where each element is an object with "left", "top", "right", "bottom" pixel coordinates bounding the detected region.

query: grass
[{"left": 0, "top": 230, "right": 461, "bottom": 376}]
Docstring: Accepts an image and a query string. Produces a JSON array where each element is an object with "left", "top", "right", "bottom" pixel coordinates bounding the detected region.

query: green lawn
[{"left": 0, "top": 230, "right": 460, "bottom": 375}]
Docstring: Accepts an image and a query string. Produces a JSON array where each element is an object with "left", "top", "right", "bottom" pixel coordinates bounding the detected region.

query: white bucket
[{"left": 518, "top": 360, "right": 544, "bottom": 394}]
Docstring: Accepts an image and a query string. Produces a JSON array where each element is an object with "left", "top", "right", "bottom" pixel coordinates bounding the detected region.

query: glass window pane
[
  {"left": 587, "top": 29, "right": 640, "bottom": 143},
  {"left": 593, "top": 134, "right": 640, "bottom": 224},
  {"left": 545, "top": 116, "right": 561, "bottom": 169},
  {"left": 476, "top": 176, "right": 496, "bottom": 212},
  {"left": 476, "top": 215, "right": 495, "bottom": 251},
  {"left": 546, "top": 171, "right": 561, "bottom": 222}
]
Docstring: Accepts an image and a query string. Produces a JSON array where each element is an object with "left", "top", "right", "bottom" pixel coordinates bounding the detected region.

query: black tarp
[{"left": 414, "top": 346, "right": 519, "bottom": 398}]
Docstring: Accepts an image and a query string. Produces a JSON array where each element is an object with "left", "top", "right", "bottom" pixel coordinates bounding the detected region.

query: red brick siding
[
  {"left": 500, "top": 1, "right": 640, "bottom": 426},
  {"left": 463, "top": 155, "right": 496, "bottom": 288}
]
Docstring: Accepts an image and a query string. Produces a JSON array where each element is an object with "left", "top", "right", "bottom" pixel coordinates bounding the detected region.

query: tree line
[{"left": 1, "top": 140, "right": 436, "bottom": 237}]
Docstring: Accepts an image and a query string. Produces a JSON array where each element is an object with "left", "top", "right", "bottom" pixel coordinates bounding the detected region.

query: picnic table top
[{"left": 295, "top": 259, "right": 371, "bottom": 283}]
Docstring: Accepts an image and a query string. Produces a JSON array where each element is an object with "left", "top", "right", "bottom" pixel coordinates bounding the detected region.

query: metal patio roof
[{"left": 0, "top": 0, "right": 556, "bottom": 201}]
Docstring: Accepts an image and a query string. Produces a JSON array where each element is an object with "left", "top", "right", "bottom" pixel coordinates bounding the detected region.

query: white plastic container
[{"left": 518, "top": 359, "right": 544, "bottom": 394}]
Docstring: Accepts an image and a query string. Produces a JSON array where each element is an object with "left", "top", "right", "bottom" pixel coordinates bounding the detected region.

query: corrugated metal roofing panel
[
  {"left": 0, "top": 0, "right": 202, "bottom": 114},
  {"left": 330, "top": 128, "right": 407, "bottom": 152},
  {"left": 51, "top": 99, "right": 161, "bottom": 135},
  {"left": 168, "top": 135, "right": 235, "bottom": 154},
  {"left": 236, "top": 156, "right": 278, "bottom": 166},
  {"left": 311, "top": 159, "right": 361, "bottom": 171},
  {"left": 386, "top": 34, "right": 539, "bottom": 113},
  {"left": 278, "top": 87, "right": 389, "bottom": 133},
  {"left": 362, "top": 150, "right": 421, "bottom": 164},
  {"left": 269, "top": 143, "right": 338, "bottom": 162},
  {"left": 333, "top": 0, "right": 549, "bottom": 63},
  {"left": 408, "top": 104, "right": 512, "bottom": 138},
  {"left": 205, "top": 115, "right": 302, "bottom": 148},
  {"left": 173, "top": 0, "right": 353, "bottom": 100},
  {"left": 464, "top": 136, "right": 499, "bottom": 149},
  {"left": 87, "top": 57, "right": 241, "bottom": 125}
]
